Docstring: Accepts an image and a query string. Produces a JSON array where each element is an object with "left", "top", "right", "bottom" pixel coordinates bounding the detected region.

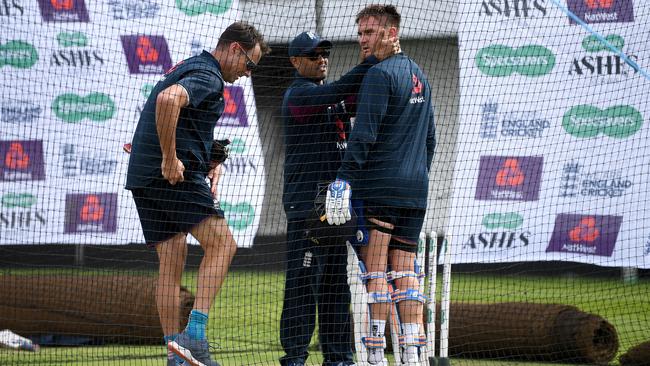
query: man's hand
[
  {"left": 373, "top": 28, "right": 400, "bottom": 61},
  {"left": 326, "top": 179, "right": 352, "bottom": 225},
  {"left": 207, "top": 164, "right": 222, "bottom": 198},
  {"left": 161, "top": 156, "right": 185, "bottom": 185}
]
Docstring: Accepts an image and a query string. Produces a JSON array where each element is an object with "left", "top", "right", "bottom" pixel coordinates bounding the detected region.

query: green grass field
[{"left": 1, "top": 269, "right": 648, "bottom": 366}]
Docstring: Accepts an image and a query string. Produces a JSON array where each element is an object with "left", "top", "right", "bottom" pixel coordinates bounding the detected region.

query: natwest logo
[
  {"left": 0, "top": 140, "right": 45, "bottom": 181},
  {"left": 37, "top": 0, "right": 89, "bottom": 22},
  {"left": 566, "top": 0, "right": 633, "bottom": 24},
  {"left": 64, "top": 193, "right": 117, "bottom": 233},
  {"left": 479, "top": 0, "right": 548, "bottom": 18},
  {"left": 475, "top": 156, "right": 543, "bottom": 201},
  {"left": 547, "top": 214, "right": 622, "bottom": 256},
  {"left": 121, "top": 35, "right": 172, "bottom": 74},
  {"left": 216, "top": 86, "right": 249, "bottom": 127}
]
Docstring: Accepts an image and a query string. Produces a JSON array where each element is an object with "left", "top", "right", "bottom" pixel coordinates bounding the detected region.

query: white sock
[
  {"left": 402, "top": 323, "right": 420, "bottom": 362},
  {"left": 368, "top": 319, "right": 386, "bottom": 364}
]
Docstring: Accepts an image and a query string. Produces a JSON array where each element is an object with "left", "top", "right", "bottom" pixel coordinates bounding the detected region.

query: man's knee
[{"left": 193, "top": 216, "right": 236, "bottom": 253}]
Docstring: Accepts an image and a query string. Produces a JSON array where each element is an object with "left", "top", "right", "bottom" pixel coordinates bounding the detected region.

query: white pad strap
[
  {"left": 362, "top": 336, "right": 386, "bottom": 349},
  {"left": 368, "top": 291, "right": 392, "bottom": 304},
  {"left": 387, "top": 270, "right": 424, "bottom": 281},
  {"left": 398, "top": 334, "right": 427, "bottom": 347}
]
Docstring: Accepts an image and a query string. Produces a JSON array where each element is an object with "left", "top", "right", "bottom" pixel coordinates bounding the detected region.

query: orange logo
[
  {"left": 223, "top": 88, "right": 237, "bottom": 115},
  {"left": 80, "top": 195, "right": 104, "bottom": 222},
  {"left": 136, "top": 36, "right": 159, "bottom": 63},
  {"left": 5, "top": 143, "right": 29, "bottom": 170},
  {"left": 585, "top": 0, "right": 614, "bottom": 9},
  {"left": 569, "top": 217, "right": 599, "bottom": 242},
  {"left": 412, "top": 74, "right": 422, "bottom": 94},
  {"left": 495, "top": 159, "right": 524, "bottom": 187},
  {"left": 51, "top": 0, "right": 74, "bottom": 10}
]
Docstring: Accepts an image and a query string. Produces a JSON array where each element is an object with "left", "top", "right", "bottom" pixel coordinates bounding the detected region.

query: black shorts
[
  {"left": 364, "top": 204, "right": 425, "bottom": 253},
  {"left": 129, "top": 175, "right": 224, "bottom": 247}
]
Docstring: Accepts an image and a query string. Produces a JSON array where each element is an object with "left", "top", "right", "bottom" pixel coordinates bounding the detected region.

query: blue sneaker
[{"left": 168, "top": 332, "right": 220, "bottom": 366}]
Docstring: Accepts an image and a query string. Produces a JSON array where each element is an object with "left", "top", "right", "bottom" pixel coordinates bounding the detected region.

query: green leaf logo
[
  {"left": 563, "top": 105, "right": 643, "bottom": 138},
  {"left": 52, "top": 93, "right": 116, "bottom": 123},
  {"left": 141, "top": 84, "right": 154, "bottom": 98},
  {"left": 482, "top": 213, "right": 524, "bottom": 230},
  {"left": 222, "top": 201, "right": 255, "bottom": 231},
  {"left": 229, "top": 138, "right": 246, "bottom": 154},
  {"left": 57, "top": 32, "right": 88, "bottom": 47},
  {"left": 176, "top": 0, "right": 233, "bottom": 16},
  {"left": 476, "top": 45, "right": 555, "bottom": 77},
  {"left": 0, "top": 40, "right": 38, "bottom": 69},
  {"left": 2, "top": 193, "right": 37, "bottom": 208},
  {"left": 582, "top": 34, "right": 624, "bottom": 53}
]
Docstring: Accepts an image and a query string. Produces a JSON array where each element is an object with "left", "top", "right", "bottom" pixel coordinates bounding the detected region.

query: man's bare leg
[{"left": 156, "top": 233, "right": 188, "bottom": 336}]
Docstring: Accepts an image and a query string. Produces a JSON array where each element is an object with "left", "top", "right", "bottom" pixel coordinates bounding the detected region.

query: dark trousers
[{"left": 280, "top": 219, "right": 353, "bottom": 366}]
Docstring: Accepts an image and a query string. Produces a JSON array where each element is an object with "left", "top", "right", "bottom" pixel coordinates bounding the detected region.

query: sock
[
  {"left": 185, "top": 310, "right": 208, "bottom": 340},
  {"left": 402, "top": 323, "right": 420, "bottom": 362},
  {"left": 368, "top": 319, "right": 386, "bottom": 364}
]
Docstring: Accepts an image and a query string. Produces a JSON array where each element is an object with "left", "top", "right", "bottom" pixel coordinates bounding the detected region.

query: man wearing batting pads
[
  {"left": 326, "top": 5, "right": 436, "bottom": 365},
  {"left": 280, "top": 31, "right": 398, "bottom": 366},
  {"left": 125, "top": 23, "right": 269, "bottom": 366}
]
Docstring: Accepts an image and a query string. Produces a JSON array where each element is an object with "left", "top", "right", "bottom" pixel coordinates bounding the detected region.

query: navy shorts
[
  {"left": 364, "top": 204, "right": 425, "bottom": 253},
  {"left": 129, "top": 175, "right": 224, "bottom": 246}
]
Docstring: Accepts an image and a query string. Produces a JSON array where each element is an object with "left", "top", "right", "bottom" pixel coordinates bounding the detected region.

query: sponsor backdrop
[
  {"left": 0, "top": 0, "right": 265, "bottom": 248},
  {"left": 451, "top": 0, "right": 649, "bottom": 268}
]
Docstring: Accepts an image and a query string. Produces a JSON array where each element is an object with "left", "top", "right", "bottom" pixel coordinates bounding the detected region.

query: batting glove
[{"left": 326, "top": 179, "right": 352, "bottom": 226}]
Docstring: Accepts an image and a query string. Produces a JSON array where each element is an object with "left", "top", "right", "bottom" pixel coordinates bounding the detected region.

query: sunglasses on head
[
  {"left": 304, "top": 50, "right": 330, "bottom": 61},
  {"left": 237, "top": 44, "right": 257, "bottom": 71}
]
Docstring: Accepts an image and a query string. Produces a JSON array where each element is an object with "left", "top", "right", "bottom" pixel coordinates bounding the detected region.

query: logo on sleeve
[
  {"left": 409, "top": 74, "right": 425, "bottom": 104},
  {"left": 37, "top": 0, "right": 90, "bottom": 22},
  {"left": 566, "top": 0, "right": 634, "bottom": 24},
  {"left": 121, "top": 35, "right": 172, "bottom": 74},
  {"left": 216, "top": 86, "right": 249, "bottom": 127},
  {"left": 476, "top": 156, "right": 543, "bottom": 201},
  {"left": 0, "top": 140, "right": 45, "bottom": 181},
  {"left": 64, "top": 193, "right": 117, "bottom": 233},
  {"left": 547, "top": 214, "right": 622, "bottom": 256}
]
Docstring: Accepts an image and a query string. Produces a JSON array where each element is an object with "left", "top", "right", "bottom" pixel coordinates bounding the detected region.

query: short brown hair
[
  {"left": 355, "top": 4, "right": 401, "bottom": 29},
  {"left": 217, "top": 21, "right": 271, "bottom": 55}
]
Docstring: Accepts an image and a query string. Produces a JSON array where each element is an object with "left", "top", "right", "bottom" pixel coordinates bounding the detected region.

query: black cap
[{"left": 288, "top": 31, "right": 332, "bottom": 57}]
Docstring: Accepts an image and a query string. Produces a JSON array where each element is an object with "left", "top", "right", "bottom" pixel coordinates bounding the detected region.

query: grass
[{"left": 0, "top": 269, "right": 648, "bottom": 365}]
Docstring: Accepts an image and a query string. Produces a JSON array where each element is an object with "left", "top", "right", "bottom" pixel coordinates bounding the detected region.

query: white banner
[
  {"left": 451, "top": 0, "right": 650, "bottom": 268},
  {"left": 1, "top": 0, "right": 264, "bottom": 248}
]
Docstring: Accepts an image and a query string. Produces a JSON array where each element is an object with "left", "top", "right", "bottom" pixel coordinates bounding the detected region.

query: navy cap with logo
[{"left": 288, "top": 31, "right": 332, "bottom": 57}]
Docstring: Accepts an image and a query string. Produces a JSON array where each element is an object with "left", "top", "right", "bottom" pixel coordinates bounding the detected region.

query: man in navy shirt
[
  {"left": 325, "top": 5, "right": 436, "bottom": 365},
  {"left": 126, "top": 22, "right": 269, "bottom": 366},
  {"left": 280, "top": 31, "right": 397, "bottom": 366}
]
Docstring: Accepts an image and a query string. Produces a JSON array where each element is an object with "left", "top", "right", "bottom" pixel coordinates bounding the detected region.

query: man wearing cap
[{"left": 279, "top": 30, "right": 397, "bottom": 366}]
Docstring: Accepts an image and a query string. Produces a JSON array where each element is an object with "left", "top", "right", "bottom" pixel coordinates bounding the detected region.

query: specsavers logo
[
  {"left": 562, "top": 105, "right": 642, "bottom": 138},
  {"left": 221, "top": 201, "right": 255, "bottom": 231},
  {"left": 2, "top": 193, "right": 37, "bottom": 208},
  {"left": 0, "top": 40, "right": 38, "bottom": 69},
  {"left": 52, "top": 93, "right": 115, "bottom": 123},
  {"left": 476, "top": 45, "right": 555, "bottom": 77},
  {"left": 547, "top": 214, "right": 622, "bottom": 256},
  {"left": 176, "top": 0, "right": 232, "bottom": 16}
]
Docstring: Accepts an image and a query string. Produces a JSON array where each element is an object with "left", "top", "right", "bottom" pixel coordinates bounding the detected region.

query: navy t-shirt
[
  {"left": 126, "top": 51, "right": 225, "bottom": 189},
  {"left": 337, "top": 53, "right": 436, "bottom": 209}
]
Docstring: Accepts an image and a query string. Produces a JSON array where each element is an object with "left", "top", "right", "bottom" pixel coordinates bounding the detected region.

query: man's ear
[
  {"left": 289, "top": 56, "right": 301, "bottom": 69},
  {"left": 388, "top": 26, "right": 398, "bottom": 39}
]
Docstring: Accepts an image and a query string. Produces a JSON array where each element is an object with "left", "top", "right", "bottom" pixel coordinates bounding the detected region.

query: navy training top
[
  {"left": 126, "top": 51, "right": 225, "bottom": 189},
  {"left": 337, "top": 53, "right": 436, "bottom": 209},
  {"left": 282, "top": 56, "right": 379, "bottom": 219}
]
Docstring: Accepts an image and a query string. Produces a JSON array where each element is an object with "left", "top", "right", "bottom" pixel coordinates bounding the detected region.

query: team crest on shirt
[{"left": 409, "top": 74, "right": 425, "bottom": 104}]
